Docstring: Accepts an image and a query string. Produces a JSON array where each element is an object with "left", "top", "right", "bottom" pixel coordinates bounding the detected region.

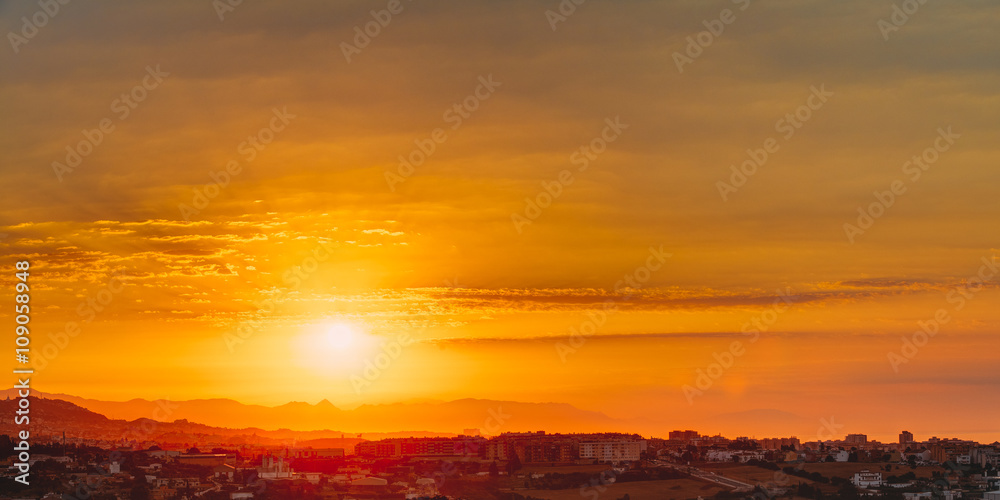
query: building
[
  {"left": 900, "top": 431, "right": 914, "bottom": 445},
  {"left": 355, "top": 437, "right": 485, "bottom": 458},
  {"left": 290, "top": 447, "right": 345, "bottom": 459},
  {"left": 350, "top": 477, "right": 389, "bottom": 496},
  {"left": 759, "top": 437, "right": 800, "bottom": 450},
  {"left": 579, "top": 441, "right": 643, "bottom": 463},
  {"left": 931, "top": 444, "right": 947, "bottom": 464},
  {"left": 845, "top": 434, "right": 868, "bottom": 446},
  {"left": 258, "top": 455, "right": 292, "bottom": 480},
  {"left": 669, "top": 430, "right": 700, "bottom": 442},
  {"left": 852, "top": 470, "right": 883, "bottom": 488},
  {"left": 514, "top": 439, "right": 576, "bottom": 464},
  {"left": 486, "top": 439, "right": 513, "bottom": 461},
  {"left": 214, "top": 464, "right": 236, "bottom": 481},
  {"left": 971, "top": 448, "right": 1000, "bottom": 467},
  {"left": 409, "top": 477, "right": 438, "bottom": 499},
  {"left": 175, "top": 454, "right": 227, "bottom": 467}
]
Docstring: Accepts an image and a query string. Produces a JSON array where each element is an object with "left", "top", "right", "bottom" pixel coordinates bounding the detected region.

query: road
[{"left": 655, "top": 461, "right": 756, "bottom": 491}]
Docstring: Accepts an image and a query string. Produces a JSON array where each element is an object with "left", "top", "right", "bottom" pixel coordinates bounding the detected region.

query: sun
[
  {"left": 293, "top": 321, "right": 379, "bottom": 376},
  {"left": 323, "top": 323, "right": 358, "bottom": 352}
]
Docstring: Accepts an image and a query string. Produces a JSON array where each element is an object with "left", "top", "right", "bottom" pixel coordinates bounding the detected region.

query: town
[{"left": 2, "top": 428, "right": 998, "bottom": 500}]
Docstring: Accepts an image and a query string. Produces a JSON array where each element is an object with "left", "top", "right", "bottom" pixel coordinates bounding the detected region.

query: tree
[
  {"left": 489, "top": 461, "right": 500, "bottom": 478},
  {"left": 129, "top": 484, "right": 150, "bottom": 500},
  {"left": 797, "top": 482, "right": 816, "bottom": 498},
  {"left": 836, "top": 483, "right": 859, "bottom": 499},
  {"left": 506, "top": 453, "right": 522, "bottom": 475}
]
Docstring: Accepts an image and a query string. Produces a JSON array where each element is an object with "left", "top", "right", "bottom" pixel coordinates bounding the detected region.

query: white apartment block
[
  {"left": 852, "top": 470, "right": 884, "bottom": 488},
  {"left": 579, "top": 441, "right": 644, "bottom": 462}
]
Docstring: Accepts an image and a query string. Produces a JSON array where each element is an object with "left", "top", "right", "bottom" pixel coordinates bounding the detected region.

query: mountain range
[
  {"left": 1, "top": 389, "right": 628, "bottom": 435},
  {"left": 1, "top": 389, "right": 830, "bottom": 442}
]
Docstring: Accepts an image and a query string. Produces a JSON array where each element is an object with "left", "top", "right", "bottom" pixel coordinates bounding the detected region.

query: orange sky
[{"left": 1, "top": 0, "right": 998, "bottom": 443}]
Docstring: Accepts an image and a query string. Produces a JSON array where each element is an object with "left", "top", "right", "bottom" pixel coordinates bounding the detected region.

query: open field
[
  {"left": 797, "top": 462, "right": 939, "bottom": 479},
  {"left": 521, "top": 464, "right": 616, "bottom": 475},
  {"left": 696, "top": 461, "right": 943, "bottom": 494},
  {"left": 698, "top": 463, "right": 823, "bottom": 487},
  {"left": 519, "top": 478, "right": 725, "bottom": 500}
]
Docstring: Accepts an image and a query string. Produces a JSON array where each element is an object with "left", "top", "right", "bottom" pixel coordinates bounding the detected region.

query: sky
[{"left": 1, "top": 0, "right": 998, "bottom": 442}]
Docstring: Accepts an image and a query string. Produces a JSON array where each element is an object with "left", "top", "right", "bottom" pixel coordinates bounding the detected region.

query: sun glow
[{"left": 294, "top": 321, "right": 379, "bottom": 376}]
